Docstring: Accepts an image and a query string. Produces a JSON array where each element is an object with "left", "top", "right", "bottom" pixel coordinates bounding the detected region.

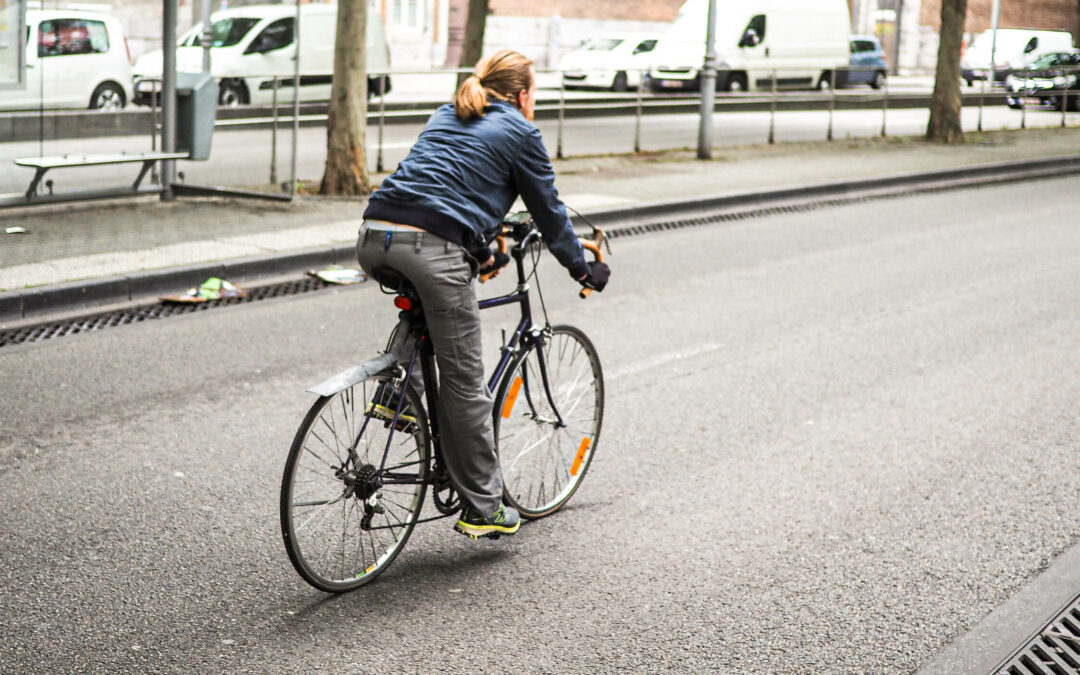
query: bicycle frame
[{"left": 372, "top": 240, "right": 566, "bottom": 489}]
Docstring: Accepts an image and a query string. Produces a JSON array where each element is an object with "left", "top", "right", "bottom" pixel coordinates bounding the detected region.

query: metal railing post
[
  {"left": 768, "top": 69, "right": 776, "bottom": 144},
  {"left": 634, "top": 69, "right": 643, "bottom": 153},
  {"left": 880, "top": 74, "right": 888, "bottom": 137},
  {"left": 150, "top": 80, "right": 159, "bottom": 184},
  {"left": 160, "top": 0, "right": 178, "bottom": 201},
  {"left": 377, "top": 74, "right": 386, "bottom": 172},
  {"left": 270, "top": 76, "right": 279, "bottom": 186},
  {"left": 827, "top": 69, "right": 835, "bottom": 141},
  {"left": 557, "top": 71, "right": 565, "bottom": 159},
  {"left": 977, "top": 69, "right": 986, "bottom": 132},
  {"left": 1021, "top": 94, "right": 1027, "bottom": 129},
  {"left": 288, "top": 1, "right": 302, "bottom": 199}
]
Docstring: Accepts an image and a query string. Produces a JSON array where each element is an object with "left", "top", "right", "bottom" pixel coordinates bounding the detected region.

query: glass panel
[
  {"left": 191, "top": 17, "right": 259, "bottom": 47},
  {"left": 588, "top": 38, "right": 623, "bottom": 51},
  {"left": 38, "top": 19, "right": 108, "bottom": 57},
  {"left": 249, "top": 18, "right": 293, "bottom": 52}
]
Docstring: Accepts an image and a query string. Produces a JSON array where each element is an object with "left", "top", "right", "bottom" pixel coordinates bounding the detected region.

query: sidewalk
[{"left": 2, "top": 125, "right": 1079, "bottom": 320}]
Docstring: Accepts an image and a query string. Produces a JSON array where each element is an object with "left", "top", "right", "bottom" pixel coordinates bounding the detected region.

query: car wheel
[
  {"left": 965, "top": 76, "right": 974, "bottom": 87},
  {"left": 724, "top": 72, "right": 748, "bottom": 93},
  {"left": 1007, "top": 98, "right": 1023, "bottom": 110},
  {"left": 817, "top": 72, "right": 834, "bottom": 90},
  {"left": 89, "top": 82, "right": 125, "bottom": 110},
  {"left": 871, "top": 71, "right": 886, "bottom": 90},
  {"left": 218, "top": 81, "right": 247, "bottom": 107},
  {"left": 611, "top": 71, "right": 628, "bottom": 92}
]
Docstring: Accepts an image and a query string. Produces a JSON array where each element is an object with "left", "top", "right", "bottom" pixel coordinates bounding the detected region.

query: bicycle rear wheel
[
  {"left": 493, "top": 324, "right": 604, "bottom": 519},
  {"left": 280, "top": 377, "right": 429, "bottom": 592}
]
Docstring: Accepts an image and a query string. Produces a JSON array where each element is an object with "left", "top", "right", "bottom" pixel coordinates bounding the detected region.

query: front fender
[{"left": 307, "top": 353, "right": 397, "bottom": 398}]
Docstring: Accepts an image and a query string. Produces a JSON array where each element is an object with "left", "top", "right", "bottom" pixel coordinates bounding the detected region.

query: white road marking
[{"left": 608, "top": 343, "right": 724, "bottom": 382}]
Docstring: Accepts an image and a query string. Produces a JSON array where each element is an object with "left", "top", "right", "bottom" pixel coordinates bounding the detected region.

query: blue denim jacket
[{"left": 365, "top": 101, "right": 589, "bottom": 279}]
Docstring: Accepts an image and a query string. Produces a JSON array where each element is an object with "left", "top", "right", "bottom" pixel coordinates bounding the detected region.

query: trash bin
[{"left": 176, "top": 72, "right": 218, "bottom": 161}]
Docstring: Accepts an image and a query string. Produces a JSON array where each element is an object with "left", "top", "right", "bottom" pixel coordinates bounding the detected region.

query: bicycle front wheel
[
  {"left": 280, "top": 378, "right": 429, "bottom": 593},
  {"left": 493, "top": 324, "right": 604, "bottom": 519}
]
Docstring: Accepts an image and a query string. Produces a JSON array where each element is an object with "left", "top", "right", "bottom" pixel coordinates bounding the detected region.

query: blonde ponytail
[{"left": 453, "top": 50, "right": 534, "bottom": 122}]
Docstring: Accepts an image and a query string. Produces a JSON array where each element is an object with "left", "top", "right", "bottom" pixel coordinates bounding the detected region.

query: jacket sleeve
[{"left": 510, "top": 127, "right": 590, "bottom": 279}]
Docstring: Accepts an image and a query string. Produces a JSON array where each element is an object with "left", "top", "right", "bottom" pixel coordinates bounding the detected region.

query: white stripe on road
[{"left": 608, "top": 342, "right": 724, "bottom": 382}]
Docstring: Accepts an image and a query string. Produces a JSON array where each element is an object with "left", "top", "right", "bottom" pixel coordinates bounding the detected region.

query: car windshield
[
  {"left": 187, "top": 17, "right": 260, "bottom": 47},
  {"left": 1029, "top": 53, "right": 1062, "bottom": 69},
  {"left": 588, "top": 38, "right": 624, "bottom": 51}
]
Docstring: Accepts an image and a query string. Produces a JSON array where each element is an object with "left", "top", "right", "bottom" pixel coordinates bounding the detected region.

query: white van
[
  {"left": 132, "top": 2, "right": 391, "bottom": 106},
  {"left": 647, "top": 0, "right": 850, "bottom": 92},
  {"left": 1, "top": 8, "right": 133, "bottom": 111},
  {"left": 961, "top": 29, "right": 1075, "bottom": 86}
]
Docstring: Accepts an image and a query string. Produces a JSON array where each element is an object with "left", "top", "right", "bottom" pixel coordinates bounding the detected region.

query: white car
[
  {"left": 559, "top": 34, "right": 659, "bottom": 91},
  {"left": 132, "top": 2, "right": 391, "bottom": 107},
  {"left": 1, "top": 9, "right": 133, "bottom": 111}
]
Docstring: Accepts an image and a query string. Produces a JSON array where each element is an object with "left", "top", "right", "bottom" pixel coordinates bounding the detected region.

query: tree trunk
[
  {"left": 926, "top": 0, "right": 967, "bottom": 142},
  {"left": 456, "top": 0, "right": 489, "bottom": 88},
  {"left": 320, "top": 0, "right": 370, "bottom": 196}
]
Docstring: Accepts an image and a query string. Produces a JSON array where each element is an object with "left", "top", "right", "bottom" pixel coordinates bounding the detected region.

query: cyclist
[{"left": 357, "top": 49, "right": 610, "bottom": 539}]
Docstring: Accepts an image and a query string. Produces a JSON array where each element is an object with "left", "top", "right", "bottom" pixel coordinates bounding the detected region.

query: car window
[
  {"left": 745, "top": 14, "right": 766, "bottom": 42},
  {"left": 37, "top": 19, "right": 109, "bottom": 57},
  {"left": 1024, "top": 37, "right": 1038, "bottom": 53},
  {"left": 852, "top": 40, "right": 876, "bottom": 53},
  {"left": 588, "top": 38, "right": 623, "bottom": 52},
  {"left": 1030, "top": 53, "right": 1064, "bottom": 68},
  {"left": 633, "top": 40, "right": 657, "bottom": 54},
  {"left": 247, "top": 17, "right": 293, "bottom": 52},
  {"left": 190, "top": 17, "right": 259, "bottom": 47}
]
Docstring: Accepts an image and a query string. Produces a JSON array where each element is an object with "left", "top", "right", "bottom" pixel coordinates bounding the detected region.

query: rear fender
[{"left": 307, "top": 353, "right": 397, "bottom": 397}]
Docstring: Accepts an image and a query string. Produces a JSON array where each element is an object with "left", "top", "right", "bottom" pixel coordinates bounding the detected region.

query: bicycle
[{"left": 279, "top": 213, "right": 608, "bottom": 592}]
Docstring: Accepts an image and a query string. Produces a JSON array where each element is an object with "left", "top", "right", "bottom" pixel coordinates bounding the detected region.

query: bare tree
[
  {"left": 456, "top": 0, "right": 490, "bottom": 87},
  {"left": 926, "top": 0, "right": 968, "bottom": 142},
  {"left": 321, "top": 0, "right": 370, "bottom": 195}
]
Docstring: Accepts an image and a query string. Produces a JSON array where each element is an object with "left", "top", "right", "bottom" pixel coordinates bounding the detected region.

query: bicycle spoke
[
  {"left": 282, "top": 379, "right": 430, "bottom": 591},
  {"left": 495, "top": 327, "right": 603, "bottom": 518}
]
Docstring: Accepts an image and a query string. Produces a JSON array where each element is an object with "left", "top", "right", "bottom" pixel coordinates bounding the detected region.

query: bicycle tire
[
  {"left": 493, "top": 324, "right": 604, "bottom": 519},
  {"left": 280, "top": 377, "right": 429, "bottom": 592}
]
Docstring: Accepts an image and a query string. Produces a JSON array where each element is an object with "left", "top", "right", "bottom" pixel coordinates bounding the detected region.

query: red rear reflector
[{"left": 394, "top": 296, "right": 412, "bottom": 310}]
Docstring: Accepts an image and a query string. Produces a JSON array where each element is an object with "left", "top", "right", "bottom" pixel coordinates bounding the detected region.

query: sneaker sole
[{"left": 454, "top": 520, "right": 521, "bottom": 539}]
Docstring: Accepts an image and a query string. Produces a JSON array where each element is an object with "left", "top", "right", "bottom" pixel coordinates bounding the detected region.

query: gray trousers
[{"left": 356, "top": 222, "right": 504, "bottom": 517}]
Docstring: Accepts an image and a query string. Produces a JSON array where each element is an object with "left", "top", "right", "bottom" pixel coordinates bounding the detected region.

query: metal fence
[{"left": 2, "top": 64, "right": 1078, "bottom": 203}]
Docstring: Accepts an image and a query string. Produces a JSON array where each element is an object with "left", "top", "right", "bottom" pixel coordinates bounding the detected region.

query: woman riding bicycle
[{"left": 357, "top": 49, "right": 610, "bottom": 539}]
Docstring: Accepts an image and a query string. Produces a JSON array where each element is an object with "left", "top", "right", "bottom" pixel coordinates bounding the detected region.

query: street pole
[
  {"left": 201, "top": 0, "right": 212, "bottom": 73},
  {"left": 289, "top": 0, "right": 301, "bottom": 199},
  {"left": 161, "top": 0, "right": 177, "bottom": 201},
  {"left": 988, "top": 0, "right": 1001, "bottom": 89},
  {"left": 893, "top": 0, "right": 905, "bottom": 76},
  {"left": 696, "top": 0, "right": 718, "bottom": 159}
]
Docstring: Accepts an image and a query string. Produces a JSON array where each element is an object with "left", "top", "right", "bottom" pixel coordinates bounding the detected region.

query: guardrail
[{"left": 1, "top": 64, "right": 1074, "bottom": 200}]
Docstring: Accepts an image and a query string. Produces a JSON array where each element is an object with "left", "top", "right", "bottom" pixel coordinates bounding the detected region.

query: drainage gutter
[{"left": 2, "top": 153, "right": 1079, "bottom": 326}]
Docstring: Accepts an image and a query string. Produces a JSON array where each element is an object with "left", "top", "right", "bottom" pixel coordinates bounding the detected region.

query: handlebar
[{"left": 478, "top": 214, "right": 608, "bottom": 300}]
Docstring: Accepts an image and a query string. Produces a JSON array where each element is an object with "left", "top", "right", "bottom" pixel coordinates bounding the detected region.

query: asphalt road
[
  {"left": 2, "top": 175, "right": 1079, "bottom": 673},
  {"left": 2, "top": 103, "right": 1078, "bottom": 196}
]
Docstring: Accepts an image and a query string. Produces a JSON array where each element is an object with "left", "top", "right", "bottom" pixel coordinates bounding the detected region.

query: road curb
[
  {"left": 3, "top": 153, "right": 1079, "bottom": 325},
  {"left": 570, "top": 153, "right": 1080, "bottom": 229}
]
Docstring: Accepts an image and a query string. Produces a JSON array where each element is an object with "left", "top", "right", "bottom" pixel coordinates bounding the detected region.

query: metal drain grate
[
  {"left": 3, "top": 170, "right": 1067, "bottom": 349},
  {"left": 996, "top": 593, "right": 1080, "bottom": 675},
  {"left": 0, "top": 276, "right": 330, "bottom": 348}
]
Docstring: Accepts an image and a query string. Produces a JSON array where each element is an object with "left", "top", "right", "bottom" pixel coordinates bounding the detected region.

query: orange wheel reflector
[
  {"left": 570, "top": 438, "right": 591, "bottom": 476},
  {"left": 393, "top": 296, "right": 413, "bottom": 311},
  {"left": 501, "top": 377, "right": 523, "bottom": 419}
]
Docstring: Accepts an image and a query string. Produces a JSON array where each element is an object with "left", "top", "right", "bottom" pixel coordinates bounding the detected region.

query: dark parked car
[
  {"left": 840, "top": 35, "right": 887, "bottom": 89},
  {"left": 1004, "top": 51, "right": 1080, "bottom": 110}
]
